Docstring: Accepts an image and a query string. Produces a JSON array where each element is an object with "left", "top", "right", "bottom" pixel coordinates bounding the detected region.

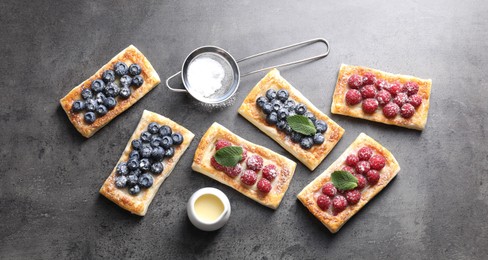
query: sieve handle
[
  {"left": 165, "top": 71, "right": 187, "bottom": 92},
  {"left": 236, "top": 38, "right": 330, "bottom": 77}
]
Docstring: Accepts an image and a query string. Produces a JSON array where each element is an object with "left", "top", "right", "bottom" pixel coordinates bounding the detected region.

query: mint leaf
[
  {"left": 286, "top": 115, "right": 316, "bottom": 135},
  {"left": 331, "top": 171, "right": 358, "bottom": 191},
  {"left": 214, "top": 146, "right": 243, "bottom": 167}
]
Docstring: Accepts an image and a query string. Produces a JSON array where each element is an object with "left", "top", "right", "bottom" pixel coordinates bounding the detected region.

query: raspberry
[
  {"left": 362, "top": 72, "right": 376, "bottom": 85},
  {"left": 342, "top": 166, "right": 356, "bottom": 175},
  {"left": 215, "top": 139, "right": 231, "bottom": 150},
  {"left": 366, "top": 170, "right": 380, "bottom": 185},
  {"left": 345, "top": 154, "right": 359, "bottom": 166},
  {"left": 257, "top": 178, "right": 272, "bottom": 193},
  {"left": 347, "top": 74, "right": 364, "bottom": 89},
  {"left": 224, "top": 164, "right": 242, "bottom": 178},
  {"left": 322, "top": 182, "right": 337, "bottom": 197},
  {"left": 345, "top": 190, "right": 361, "bottom": 205},
  {"left": 393, "top": 92, "right": 409, "bottom": 107},
  {"left": 332, "top": 195, "right": 348, "bottom": 212},
  {"left": 241, "top": 170, "right": 257, "bottom": 185},
  {"left": 404, "top": 81, "right": 419, "bottom": 96},
  {"left": 375, "top": 78, "right": 388, "bottom": 90},
  {"left": 316, "top": 195, "right": 331, "bottom": 211},
  {"left": 387, "top": 82, "right": 402, "bottom": 96},
  {"left": 369, "top": 155, "right": 386, "bottom": 170},
  {"left": 362, "top": 98, "right": 378, "bottom": 114},
  {"left": 355, "top": 160, "right": 371, "bottom": 175},
  {"left": 355, "top": 174, "right": 367, "bottom": 189},
  {"left": 345, "top": 89, "right": 362, "bottom": 105},
  {"left": 376, "top": 90, "right": 392, "bottom": 106},
  {"left": 408, "top": 94, "right": 422, "bottom": 108},
  {"left": 400, "top": 103, "right": 415, "bottom": 118},
  {"left": 358, "top": 147, "right": 373, "bottom": 160},
  {"left": 360, "top": 85, "right": 377, "bottom": 99},
  {"left": 246, "top": 155, "right": 263, "bottom": 171},
  {"left": 262, "top": 164, "right": 278, "bottom": 181},
  {"left": 383, "top": 102, "right": 400, "bottom": 118},
  {"left": 240, "top": 148, "right": 248, "bottom": 162},
  {"left": 210, "top": 157, "right": 225, "bottom": 171}
]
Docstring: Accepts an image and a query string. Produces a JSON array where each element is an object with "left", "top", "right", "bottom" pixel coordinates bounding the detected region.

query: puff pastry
[
  {"left": 297, "top": 133, "right": 400, "bottom": 233},
  {"left": 331, "top": 64, "right": 432, "bottom": 130},
  {"left": 192, "top": 122, "right": 297, "bottom": 209},
  {"left": 60, "top": 45, "right": 161, "bottom": 138},
  {"left": 238, "top": 69, "right": 344, "bottom": 170},
  {"left": 100, "top": 110, "right": 194, "bottom": 216}
]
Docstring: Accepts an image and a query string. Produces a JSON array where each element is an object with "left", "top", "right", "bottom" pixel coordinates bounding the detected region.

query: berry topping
[
  {"left": 314, "top": 120, "right": 328, "bottom": 133},
  {"left": 387, "top": 82, "right": 402, "bottom": 96},
  {"left": 313, "top": 133, "right": 325, "bottom": 144},
  {"left": 257, "top": 178, "right": 272, "bottom": 193},
  {"left": 404, "top": 81, "right": 419, "bottom": 96},
  {"left": 224, "top": 164, "right": 242, "bottom": 178},
  {"left": 366, "top": 170, "right": 380, "bottom": 185},
  {"left": 332, "top": 195, "right": 348, "bottom": 212},
  {"left": 345, "top": 154, "right": 359, "bottom": 166},
  {"left": 294, "top": 103, "right": 307, "bottom": 115},
  {"left": 240, "top": 148, "right": 248, "bottom": 162},
  {"left": 129, "top": 150, "right": 140, "bottom": 160},
  {"left": 116, "top": 162, "right": 129, "bottom": 176},
  {"left": 256, "top": 96, "right": 267, "bottom": 108},
  {"left": 246, "top": 155, "right": 263, "bottom": 171},
  {"left": 342, "top": 166, "right": 356, "bottom": 175},
  {"left": 266, "top": 111, "right": 278, "bottom": 125},
  {"left": 138, "top": 173, "right": 153, "bottom": 188},
  {"left": 104, "top": 82, "right": 120, "bottom": 97},
  {"left": 172, "top": 133, "right": 184, "bottom": 145},
  {"left": 131, "top": 139, "right": 142, "bottom": 150},
  {"left": 215, "top": 139, "right": 231, "bottom": 150},
  {"left": 322, "top": 182, "right": 337, "bottom": 197},
  {"left": 360, "top": 85, "right": 377, "bottom": 99},
  {"left": 383, "top": 102, "right": 400, "bottom": 118},
  {"left": 132, "top": 75, "right": 144, "bottom": 87},
  {"left": 129, "top": 64, "right": 142, "bottom": 76},
  {"left": 96, "top": 105, "right": 108, "bottom": 116},
  {"left": 114, "top": 62, "right": 129, "bottom": 76},
  {"left": 81, "top": 88, "right": 93, "bottom": 100},
  {"left": 241, "top": 170, "right": 257, "bottom": 186},
  {"left": 270, "top": 99, "right": 282, "bottom": 112},
  {"left": 300, "top": 137, "right": 314, "bottom": 150},
  {"left": 277, "top": 108, "right": 289, "bottom": 120},
  {"left": 84, "top": 112, "right": 96, "bottom": 124},
  {"left": 95, "top": 92, "right": 106, "bottom": 104},
  {"left": 262, "top": 164, "right": 278, "bottom": 181},
  {"left": 102, "top": 70, "right": 115, "bottom": 83},
  {"left": 347, "top": 74, "right": 364, "bottom": 89},
  {"left": 358, "top": 147, "right": 373, "bottom": 160},
  {"left": 129, "top": 185, "right": 141, "bottom": 195},
  {"left": 147, "top": 122, "right": 160, "bottom": 134},
  {"left": 408, "top": 94, "right": 423, "bottom": 108},
  {"left": 161, "top": 136, "right": 173, "bottom": 149},
  {"left": 369, "top": 155, "right": 386, "bottom": 170},
  {"left": 164, "top": 147, "right": 175, "bottom": 158},
  {"left": 266, "top": 89, "right": 277, "bottom": 101},
  {"left": 362, "top": 72, "right": 376, "bottom": 85},
  {"left": 393, "top": 92, "right": 409, "bottom": 107},
  {"left": 345, "top": 89, "right": 362, "bottom": 105},
  {"left": 375, "top": 78, "right": 388, "bottom": 90},
  {"left": 120, "top": 75, "right": 132, "bottom": 88},
  {"left": 376, "top": 89, "right": 392, "bottom": 106},
  {"left": 262, "top": 102, "right": 273, "bottom": 114},
  {"left": 345, "top": 190, "right": 361, "bottom": 205},
  {"left": 400, "top": 103, "right": 415, "bottom": 118},
  {"left": 276, "top": 89, "right": 289, "bottom": 102},
  {"left": 72, "top": 100, "right": 85, "bottom": 113},
  {"left": 355, "top": 160, "right": 371, "bottom": 175},
  {"left": 91, "top": 79, "right": 105, "bottom": 93},
  {"left": 210, "top": 157, "right": 225, "bottom": 171},
  {"left": 151, "top": 146, "right": 164, "bottom": 160},
  {"left": 304, "top": 111, "right": 316, "bottom": 122},
  {"left": 159, "top": 125, "right": 172, "bottom": 136},
  {"left": 317, "top": 195, "right": 331, "bottom": 210},
  {"left": 127, "top": 159, "right": 139, "bottom": 171},
  {"left": 355, "top": 174, "right": 367, "bottom": 189},
  {"left": 103, "top": 97, "right": 117, "bottom": 110},
  {"left": 115, "top": 176, "right": 128, "bottom": 188},
  {"left": 127, "top": 174, "right": 139, "bottom": 186},
  {"left": 150, "top": 162, "right": 164, "bottom": 175},
  {"left": 140, "top": 131, "right": 152, "bottom": 142},
  {"left": 290, "top": 131, "right": 303, "bottom": 143},
  {"left": 119, "top": 87, "right": 131, "bottom": 99},
  {"left": 276, "top": 120, "right": 288, "bottom": 131},
  {"left": 139, "top": 158, "right": 151, "bottom": 171},
  {"left": 362, "top": 98, "right": 379, "bottom": 114},
  {"left": 85, "top": 99, "right": 97, "bottom": 112}
]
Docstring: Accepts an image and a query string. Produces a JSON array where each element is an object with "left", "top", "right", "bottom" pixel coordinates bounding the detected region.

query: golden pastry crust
[
  {"left": 331, "top": 64, "right": 432, "bottom": 130},
  {"left": 60, "top": 45, "right": 161, "bottom": 138},
  {"left": 238, "top": 69, "right": 345, "bottom": 170},
  {"left": 99, "top": 110, "right": 194, "bottom": 216},
  {"left": 192, "top": 122, "right": 297, "bottom": 209},
  {"left": 297, "top": 133, "right": 400, "bottom": 233}
]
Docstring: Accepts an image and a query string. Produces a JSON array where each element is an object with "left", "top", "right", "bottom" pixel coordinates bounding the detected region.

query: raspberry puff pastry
[
  {"left": 297, "top": 133, "right": 400, "bottom": 233},
  {"left": 100, "top": 110, "right": 194, "bottom": 216},
  {"left": 238, "top": 69, "right": 344, "bottom": 170},
  {"left": 192, "top": 122, "right": 297, "bottom": 209}
]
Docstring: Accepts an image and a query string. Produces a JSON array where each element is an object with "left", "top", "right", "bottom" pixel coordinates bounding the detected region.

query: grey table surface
[{"left": 1, "top": 0, "right": 487, "bottom": 259}]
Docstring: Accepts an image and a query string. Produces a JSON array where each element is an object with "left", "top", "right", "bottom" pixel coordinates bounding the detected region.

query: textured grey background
[{"left": 1, "top": 0, "right": 487, "bottom": 259}]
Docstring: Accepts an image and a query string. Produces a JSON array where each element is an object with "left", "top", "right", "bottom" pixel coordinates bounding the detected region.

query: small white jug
[{"left": 187, "top": 187, "right": 231, "bottom": 231}]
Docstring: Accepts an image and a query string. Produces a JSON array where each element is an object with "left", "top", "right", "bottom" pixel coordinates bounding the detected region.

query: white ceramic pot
[{"left": 187, "top": 187, "right": 231, "bottom": 231}]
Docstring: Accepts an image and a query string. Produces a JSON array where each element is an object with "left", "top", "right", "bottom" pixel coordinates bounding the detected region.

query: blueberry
[
  {"left": 300, "top": 137, "right": 314, "bottom": 150},
  {"left": 314, "top": 120, "right": 328, "bottom": 133},
  {"left": 96, "top": 104, "right": 108, "bottom": 116},
  {"left": 256, "top": 96, "right": 267, "bottom": 108},
  {"left": 271, "top": 99, "right": 282, "bottom": 112},
  {"left": 81, "top": 88, "right": 93, "bottom": 100},
  {"left": 266, "top": 89, "right": 277, "bottom": 101},
  {"left": 164, "top": 147, "right": 175, "bottom": 158},
  {"left": 147, "top": 122, "right": 160, "bottom": 134},
  {"left": 85, "top": 99, "right": 98, "bottom": 112},
  {"left": 171, "top": 133, "right": 183, "bottom": 145},
  {"left": 139, "top": 158, "right": 151, "bottom": 171},
  {"left": 161, "top": 136, "right": 173, "bottom": 149},
  {"left": 291, "top": 131, "right": 303, "bottom": 143},
  {"left": 295, "top": 103, "right": 307, "bottom": 115},
  {"left": 129, "top": 64, "right": 142, "bottom": 76},
  {"left": 114, "top": 62, "right": 129, "bottom": 76},
  {"left": 102, "top": 70, "right": 115, "bottom": 83},
  {"left": 84, "top": 112, "right": 96, "bottom": 124},
  {"left": 284, "top": 125, "right": 293, "bottom": 135},
  {"left": 127, "top": 159, "right": 139, "bottom": 171},
  {"left": 91, "top": 79, "right": 105, "bottom": 93},
  {"left": 72, "top": 100, "right": 85, "bottom": 113},
  {"left": 130, "top": 169, "right": 142, "bottom": 177},
  {"left": 120, "top": 75, "right": 132, "bottom": 87},
  {"left": 150, "top": 161, "right": 164, "bottom": 175},
  {"left": 277, "top": 89, "right": 289, "bottom": 102},
  {"left": 115, "top": 176, "right": 128, "bottom": 188},
  {"left": 140, "top": 145, "right": 153, "bottom": 158},
  {"left": 116, "top": 162, "right": 129, "bottom": 176},
  {"left": 262, "top": 102, "right": 273, "bottom": 115},
  {"left": 127, "top": 174, "right": 139, "bottom": 186},
  {"left": 288, "top": 110, "right": 296, "bottom": 117},
  {"left": 313, "top": 133, "right": 325, "bottom": 144},
  {"left": 138, "top": 173, "right": 153, "bottom": 189},
  {"left": 151, "top": 146, "right": 165, "bottom": 160},
  {"left": 129, "top": 150, "right": 140, "bottom": 160},
  {"left": 304, "top": 111, "right": 316, "bottom": 122},
  {"left": 131, "top": 139, "right": 142, "bottom": 150},
  {"left": 95, "top": 92, "right": 106, "bottom": 104},
  {"left": 283, "top": 99, "right": 296, "bottom": 110},
  {"left": 140, "top": 131, "right": 152, "bottom": 143},
  {"left": 119, "top": 87, "right": 131, "bottom": 99},
  {"left": 276, "top": 120, "right": 288, "bottom": 131},
  {"left": 277, "top": 108, "right": 289, "bottom": 120},
  {"left": 104, "top": 82, "right": 120, "bottom": 97},
  {"left": 129, "top": 185, "right": 141, "bottom": 195},
  {"left": 103, "top": 97, "right": 117, "bottom": 110},
  {"left": 150, "top": 136, "right": 162, "bottom": 148},
  {"left": 159, "top": 125, "right": 172, "bottom": 136},
  {"left": 132, "top": 75, "right": 144, "bottom": 87},
  {"left": 266, "top": 112, "right": 278, "bottom": 125}
]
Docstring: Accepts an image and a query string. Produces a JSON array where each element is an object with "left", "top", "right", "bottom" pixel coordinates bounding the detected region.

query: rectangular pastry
[
  {"left": 60, "top": 45, "right": 161, "bottom": 138},
  {"left": 192, "top": 122, "right": 297, "bottom": 209},
  {"left": 100, "top": 110, "right": 194, "bottom": 216},
  {"left": 238, "top": 69, "right": 345, "bottom": 170},
  {"left": 331, "top": 64, "right": 432, "bottom": 130},
  {"left": 297, "top": 133, "right": 400, "bottom": 233}
]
